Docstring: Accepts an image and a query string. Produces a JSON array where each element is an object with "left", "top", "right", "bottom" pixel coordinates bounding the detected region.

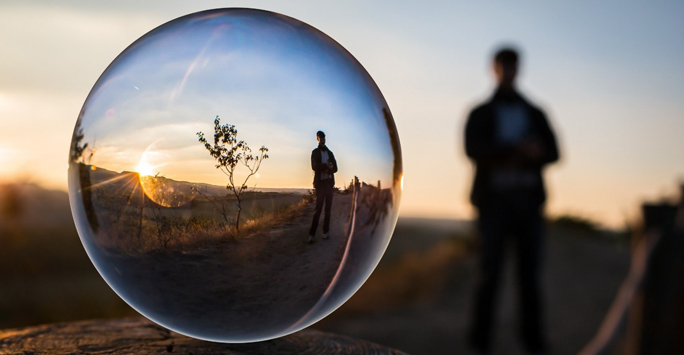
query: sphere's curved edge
[
  {"left": 296, "top": 209, "right": 402, "bottom": 331},
  {"left": 66, "top": 173, "right": 262, "bottom": 344},
  {"left": 68, "top": 6, "right": 403, "bottom": 344}
]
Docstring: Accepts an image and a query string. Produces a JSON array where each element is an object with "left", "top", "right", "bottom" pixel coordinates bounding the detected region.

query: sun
[{"left": 136, "top": 151, "right": 156, "bottom": 177}]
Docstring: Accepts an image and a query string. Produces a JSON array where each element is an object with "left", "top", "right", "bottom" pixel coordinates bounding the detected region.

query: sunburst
[{"left": 136, "top": 153, "right": 156, "bottom": 177}]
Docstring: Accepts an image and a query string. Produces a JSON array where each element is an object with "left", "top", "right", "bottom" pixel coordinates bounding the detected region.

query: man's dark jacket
[
  {"left": 311, "top": 145, "right": 338, "bottom": 188},
  {"left": 465, "top": 90, "right": 559, "bottom": 208}
]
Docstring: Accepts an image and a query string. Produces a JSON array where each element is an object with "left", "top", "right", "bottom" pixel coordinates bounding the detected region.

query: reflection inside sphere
[{"left": 68, "top": 8, "right": 402, "bottom": 343}]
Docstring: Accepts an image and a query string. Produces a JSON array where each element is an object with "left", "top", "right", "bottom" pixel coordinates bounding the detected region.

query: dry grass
[
  {"left": 91, "top": 194, "right": 313, "bottom": 254},
  {"left": 238, "top": 198, "right": 311, "bottom": 238}
]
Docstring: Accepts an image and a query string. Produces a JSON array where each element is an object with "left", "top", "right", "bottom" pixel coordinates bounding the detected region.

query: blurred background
[{"left": 1, "top": 1, "right": 682, "bottom": 354}]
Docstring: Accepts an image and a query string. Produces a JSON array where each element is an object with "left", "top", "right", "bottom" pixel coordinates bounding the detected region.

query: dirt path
[
  {"left": 99, "top": 193, "right": 356, "bottom": 341},
  {"left": 315, "top": 231, "right": 631, "bottom": 355}
]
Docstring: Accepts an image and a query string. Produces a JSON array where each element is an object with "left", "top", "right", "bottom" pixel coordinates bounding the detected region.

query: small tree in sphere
[{"left": 197, "top": 116, "right": 268, "bottom": 231}]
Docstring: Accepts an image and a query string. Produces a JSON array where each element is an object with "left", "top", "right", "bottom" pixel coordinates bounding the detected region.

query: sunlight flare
[
  {"left": 135, "top": 151, "right": 158, "bottom": 177},
  {"left": 136, "top": 144, "right": 194, "bottom": 207}
]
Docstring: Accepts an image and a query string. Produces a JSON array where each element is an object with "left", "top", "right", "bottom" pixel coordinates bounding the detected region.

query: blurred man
[
  {"left": 464, "top": 47, "right": 559, "bottom": 355},
  {"left": 307, "top": 130, "right": 338, "bottom": 243}
]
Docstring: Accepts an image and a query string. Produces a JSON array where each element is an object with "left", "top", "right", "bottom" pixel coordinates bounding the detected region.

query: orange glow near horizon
[
  {"left": 135, "top": 154, "right": 156, "bottom": 177},
  {"left": 134, "top": 145, "right": 168, "bottom": 178},
  {"left": 135, "top": 146, "right": 195, "bottom": 208}
]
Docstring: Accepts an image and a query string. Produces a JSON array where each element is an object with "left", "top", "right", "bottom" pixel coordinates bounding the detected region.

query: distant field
[
  {"left": 73, "top": 165, "right": 315, "bottom": 252},
  {"left": 0, "top": 182, "right": 632, "bottom": 355}
]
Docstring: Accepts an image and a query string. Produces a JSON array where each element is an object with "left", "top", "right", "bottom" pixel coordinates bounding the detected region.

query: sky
[
  {"left": 75, "top": 9, "right": 395, "bottom": 192},
  {"left": 1, "top": 0, "right": 683, "bottom": 229}
]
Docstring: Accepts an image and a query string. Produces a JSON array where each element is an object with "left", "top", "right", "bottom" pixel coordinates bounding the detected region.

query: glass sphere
[{"left": 68, "top": 8, "right": 402, "bottom": 343}]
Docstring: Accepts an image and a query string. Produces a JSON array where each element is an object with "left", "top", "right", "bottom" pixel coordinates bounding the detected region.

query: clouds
[
  {"left": 0, "top": 4, "right": 160, "bottom": 94},
  {"left": 1, "top": 1, "right": 682, "bottom": 227},
  {"left": 74, "top": 9, "right": 395, "bottom": 191}
]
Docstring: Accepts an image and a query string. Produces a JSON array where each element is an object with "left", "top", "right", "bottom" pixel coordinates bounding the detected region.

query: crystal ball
[{"left": 68, "top": 8, "right": 402, "bottom": 343}]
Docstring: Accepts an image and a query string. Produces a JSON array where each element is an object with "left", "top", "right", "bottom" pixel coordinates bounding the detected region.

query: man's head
[
  {"left": 493, "top": 47, "right": 519, "bottom": 89},
  {"left": 316, "top": 130, "right": 326, "bottom": 145}
]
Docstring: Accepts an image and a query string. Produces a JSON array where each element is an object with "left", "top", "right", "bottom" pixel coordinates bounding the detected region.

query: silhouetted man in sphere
[
  {"left": 307, "top": 131, "right": 337, "bottom": 243},
  {"left": 464, "top": 47, "right": 559, "bottom": 355}
]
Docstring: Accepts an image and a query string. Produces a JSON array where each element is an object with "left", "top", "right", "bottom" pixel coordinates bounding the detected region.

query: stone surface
[{"left": 0, "top": 317, "right": 407, "bottom": 354}]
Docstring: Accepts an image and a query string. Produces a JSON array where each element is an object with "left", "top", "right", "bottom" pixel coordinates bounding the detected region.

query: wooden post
[
  {"left": 580, "top": 185, "right": 684, "bottom": 355},
  {"left": 0, "top": 317, "right": 407, "bottom": 355},
  {"left": 630, "top": 185, "right": 684, "bottom": 354}
]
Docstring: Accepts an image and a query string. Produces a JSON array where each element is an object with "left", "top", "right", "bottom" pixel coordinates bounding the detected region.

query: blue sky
[
  {"left": 1, "top": 0, "right": 682, "bottom": 228},
  {"left": 78, "top": 9, "right": 394, "bottom": 191}
]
